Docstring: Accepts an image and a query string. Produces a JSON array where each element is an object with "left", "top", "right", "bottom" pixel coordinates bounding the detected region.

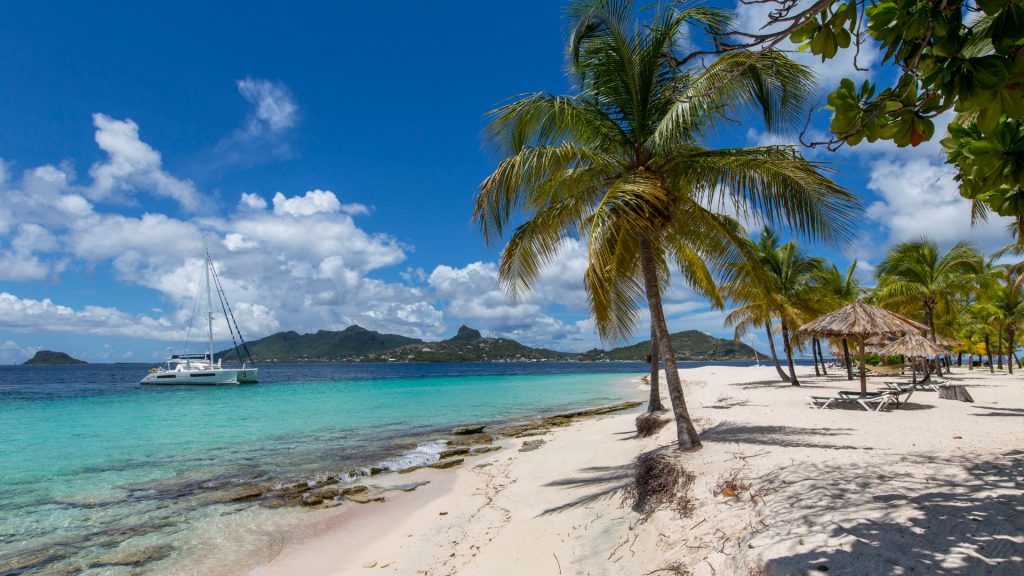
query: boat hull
[{"left": 140, "top": 368, "right": 257, "bottom": 385}]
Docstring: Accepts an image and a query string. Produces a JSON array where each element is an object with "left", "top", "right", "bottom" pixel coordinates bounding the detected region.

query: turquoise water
[{"left": 0, "top": 363, "right": 643, "bottom": 575}]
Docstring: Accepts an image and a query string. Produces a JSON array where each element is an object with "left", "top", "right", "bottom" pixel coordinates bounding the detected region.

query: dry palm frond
[
  {"left": 878, "top": 333, "right": 951, "bottom": 358},
  {"left": 635, "top": 411, "right": 673, "bottom": 438},
  {"left": 624, "top": 452, "right": 695, "bottom": 517},
  {"left": 798, "top": 299, "right": 928, "bottom": 338}
]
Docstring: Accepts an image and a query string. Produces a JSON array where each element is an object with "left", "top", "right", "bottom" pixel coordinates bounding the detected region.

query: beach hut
[
  {"left": 878, "top": 332, "right": 951, "bottom": 384},
  {"left": 798, "top": 299, "right": 929, "bottom": 395}
]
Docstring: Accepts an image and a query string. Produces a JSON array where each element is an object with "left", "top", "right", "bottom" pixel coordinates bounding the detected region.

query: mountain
[
  {"left": 385, "top": 325, "right": 574, "bottom": 362},
  {"left": 580, "top": 330, "right": 759, "bottom": 361},
  {"left": 217, "top": 325, "right": 422, "bottom": 362},
  {"left": 23, "top": 351, "right": 88, "bottom": 365},
  {"left": 216, "top": 325, "right": 758, "bottom": 363}
]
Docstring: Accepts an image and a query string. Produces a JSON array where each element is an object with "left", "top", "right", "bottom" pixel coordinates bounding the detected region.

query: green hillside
[
  {"left": 384, "top": 326, "right": 574, "bottom": 362},
  {"left": 217, "top": 325, "right": 422, "bottom": 362},
  {"left": 580, "top": 330, "right": 759, "bottom": 361},
  {"left": 23, "top": 350, "right": 88, "bottom": 365}
]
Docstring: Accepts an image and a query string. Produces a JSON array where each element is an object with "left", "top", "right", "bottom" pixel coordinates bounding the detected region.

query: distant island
[
  {"left": 23, "top": 351, "right": 88, "bottom": 365},
  {"left": 217, "top": 324, "right": 760, "bottom": 363}
]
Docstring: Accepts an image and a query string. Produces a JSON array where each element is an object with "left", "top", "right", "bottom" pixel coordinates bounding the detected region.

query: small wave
[{"left": 374, "top": 440, "right": 448, "bottom": 472}]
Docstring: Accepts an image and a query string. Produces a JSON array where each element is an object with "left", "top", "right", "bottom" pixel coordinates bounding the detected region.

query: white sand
[{"left": 244, "top": 365, "right": 1024, "bottom": 575}]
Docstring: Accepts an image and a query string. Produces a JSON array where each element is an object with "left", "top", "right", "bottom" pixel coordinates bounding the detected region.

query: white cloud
[
  {"left": 236, "top": 77, "right": 298, "bottom": 136},
  {"left": 865, "top": 157, "right": 1013, "bottom": 252},
  {"left": 238, "top": 192, "right": 268, "bottom": 211},
  {"left": 0, "top": 340, "right": 40, "bottom": 364},
  {"left": 87, "top": 114, "right": 202, "bottom": 210},
  {"left": 272, "top": 189, "right": 341, "bottom": 216},
  {"left": 0, "top": 292, "right": 182, "bottom": 340}
]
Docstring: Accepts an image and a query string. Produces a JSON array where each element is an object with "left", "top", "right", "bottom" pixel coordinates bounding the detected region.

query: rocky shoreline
[{"left": 0, "top": 400, "right": 642, "bottom": 576}]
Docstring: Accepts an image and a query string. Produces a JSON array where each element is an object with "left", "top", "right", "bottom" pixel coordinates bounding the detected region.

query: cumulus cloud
[
  {"left": 0, "top": 292, "right": 182, "bottom": 340},
  {"left": 865, "top": 158, "right": 1013, "bottom": 252},
  {"left": 87, "top": 114, "right": 202, "bottom": 210}
]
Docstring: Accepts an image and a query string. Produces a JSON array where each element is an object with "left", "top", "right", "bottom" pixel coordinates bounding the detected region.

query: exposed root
[{"left": 635, "top": 411, "right": 672, "bottom": 438}]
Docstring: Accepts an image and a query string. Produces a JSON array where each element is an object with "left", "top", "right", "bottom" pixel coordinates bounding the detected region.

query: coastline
[{"left": 237, "top": 365, "right": 1024, "bottom": 575}]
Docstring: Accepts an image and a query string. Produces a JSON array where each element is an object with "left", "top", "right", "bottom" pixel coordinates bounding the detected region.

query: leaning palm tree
[
  {"left": 875, "top": 238, "right": 983, "bottom": 342},
  {"left": 473, "top": 0, "right": 859, "bottom": 450}
]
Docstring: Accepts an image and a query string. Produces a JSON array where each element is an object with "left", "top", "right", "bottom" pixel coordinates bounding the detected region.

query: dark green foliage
[
  {"left": 216, "top": 325, "right": 422, "bottom": 362},
  {"left": 579, "top": 330, "right": 760, "bottom": 361},
  {"left": 23, "top": 351, "right": 87, "bottom": 365}
]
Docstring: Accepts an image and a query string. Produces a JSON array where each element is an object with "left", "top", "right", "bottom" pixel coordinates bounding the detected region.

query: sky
[{"left": 0, "top": 1, "right": 1012, "bottom": 363}]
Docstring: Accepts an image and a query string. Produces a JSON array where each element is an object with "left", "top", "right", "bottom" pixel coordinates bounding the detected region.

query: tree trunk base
[{"left": 938, "top": 385, "right": 974, "bottom": 403}]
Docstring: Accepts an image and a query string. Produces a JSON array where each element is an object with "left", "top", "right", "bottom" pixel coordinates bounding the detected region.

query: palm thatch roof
[
  {"left": 878, "top": 333, "right": 950, "bottom": 358},
  {"left": 798, "top": 299, "right": 928, "bottom": 338}
]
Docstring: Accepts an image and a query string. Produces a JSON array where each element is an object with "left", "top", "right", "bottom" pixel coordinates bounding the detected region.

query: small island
[{"left": 23, "top": 350, "right": 88, "bottom": 365}]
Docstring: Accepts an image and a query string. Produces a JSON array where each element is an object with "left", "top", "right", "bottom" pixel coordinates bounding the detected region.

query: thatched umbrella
[
  {"left": 798, "top": 299, "right": 929, "bottom": 394},
  {"left": 878, "top": 332, "right": 951, "bottom": 384}
]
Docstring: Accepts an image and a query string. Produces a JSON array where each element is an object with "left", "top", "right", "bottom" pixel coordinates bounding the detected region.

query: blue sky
[{"left": 0, "top": 1, "right": 1011, "bottom": 362}]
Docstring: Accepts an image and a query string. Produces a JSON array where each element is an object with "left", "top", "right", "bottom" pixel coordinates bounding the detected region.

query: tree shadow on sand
[
  {"left": 536, "top": 463, "right": 636, "bottom": 516},
  {"left": 757, "top": 450, "right": 1024, "bottom": 575},
  {"left": 701, "top": 422, "right": 871, "bottom": 451}
]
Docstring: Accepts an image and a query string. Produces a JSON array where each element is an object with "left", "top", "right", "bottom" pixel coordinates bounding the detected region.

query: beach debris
[
  {"left": 428, "top": 458, "right": 465, "bottom": 469},
  {"left": 452, "top": 425, "right": 487, "bottom": 435},
  {"left": 713, "top": 470, "right": 752, "bottom": 499},
  {"left": 519, "top": 439, "right": 546, "bottom": 452},
  {"left": 363, "top": 561, "right": 378, "bottom": 568},
  {"left": 624, "top": 452, "right": 695, "bottom": 517},
  {"left": 439, "top": 511, "right": 448, "bottom": 515},
  {"left": 635, "top": 411, "right": 672, "bottom": 438}
]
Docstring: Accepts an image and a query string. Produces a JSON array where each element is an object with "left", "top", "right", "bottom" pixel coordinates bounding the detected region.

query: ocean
[{"left": 0, "top": 361, "right": 752, "bottom": 575}]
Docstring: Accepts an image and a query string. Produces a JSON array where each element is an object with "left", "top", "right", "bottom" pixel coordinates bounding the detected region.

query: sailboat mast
[{"left": 205, "top": 236, "right": 214, "bottom": 364}]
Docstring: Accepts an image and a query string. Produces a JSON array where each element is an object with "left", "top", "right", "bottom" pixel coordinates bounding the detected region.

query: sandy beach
[{"left": 242, "top": 364, "right": 1023, "bottom": 576}]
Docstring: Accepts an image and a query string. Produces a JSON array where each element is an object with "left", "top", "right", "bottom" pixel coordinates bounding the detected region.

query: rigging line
[
  {"left": 210, "top": 260, "right": 255, "bottom": 365},
  {"left": 208, "top": 260, "right": 242, "bottom": 363},
  {"left": 182, "top": 261, "right": 205, "bottom": 355}
]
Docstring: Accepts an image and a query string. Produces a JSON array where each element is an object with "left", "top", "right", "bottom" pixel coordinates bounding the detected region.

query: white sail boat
[{"left": 141, "top": 238, "right": 258, "bottom": 385}]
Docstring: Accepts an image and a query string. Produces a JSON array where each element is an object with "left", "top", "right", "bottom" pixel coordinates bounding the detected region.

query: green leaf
[
  {"left": 977, "top": 0, "right": 1008, "bottom": 17},
  {"left": 992, "top": 2, "right": 1024, "bottom": 55},
  {"left": 969, "top": 56, "right": 1009, "bottom": 91}
]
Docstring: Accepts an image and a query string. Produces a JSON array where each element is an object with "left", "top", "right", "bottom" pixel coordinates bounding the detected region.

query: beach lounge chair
[
  {"left": 807, "top": 391, "right": 897, "bottom": 412},
  {"left": 877, "top": 382, "right": 915, "bottom": 405}
]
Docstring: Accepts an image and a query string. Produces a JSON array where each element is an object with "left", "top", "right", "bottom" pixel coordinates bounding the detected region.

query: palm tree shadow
[
  {"left": 536, "top": 463, "right": 635, "bottom": 516},
  {"left": 759, "top": 450, "right": 1024, "bottom": 575},
  {"left": 701, "top": 422, "right": 870, "bottom": 450}
]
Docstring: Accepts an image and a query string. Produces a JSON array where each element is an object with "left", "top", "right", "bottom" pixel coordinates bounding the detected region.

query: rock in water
[{"left": 452, "top": 425, "right": 486, "bottom": 435}]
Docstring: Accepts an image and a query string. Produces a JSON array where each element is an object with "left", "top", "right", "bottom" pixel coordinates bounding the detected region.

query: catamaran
[{"left": 141, "top": 238, "right": 258, "bottom": 385}]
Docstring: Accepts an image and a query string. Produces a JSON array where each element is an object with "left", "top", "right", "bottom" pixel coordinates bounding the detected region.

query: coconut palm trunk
[
  {"left": 998, "top": 329, "right": 1004, "bottom": 370},
  {"left": 780, "top": 319, "right": 800, "bottom": 386},
  {"left": 640, "top": 238, "right": 700, "bottom": 450},
  {"left": 985, "top": 334, "right": 995, "bottom": 373},
  {"left": 811, "top": 339, "right": 821, "bottom": 376},
  {"left": 842, "top": 338, "right": 853, "bottom": 380},
  {"left": 647, "top": 326, "right": 665, "bottom": 411},
  {"left": 1007, "top": 329, "right": 1016, "bottom": 375},
  {"left": 816, "top": 338, "right": 828, "bottom": 375},
  {"left": 765, "top": 321, "right": 790, "bottom": 382}
]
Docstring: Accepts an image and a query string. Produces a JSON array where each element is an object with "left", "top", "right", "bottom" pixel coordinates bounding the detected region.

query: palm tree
[
  {"left": 875, "top": 238, "right": 983, "bottom": 342},
  {"left": 473, "top": 1, "right": 858, "bottom": 450},
  {"left": 814, "top": 260, "right": 862, "bottom": 379},
  {"left": 723, "top": 229, "right": 827, "bottom": 386},
  {"left": 989, "top": 271, "right": 1024, "bottom": 374}
]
